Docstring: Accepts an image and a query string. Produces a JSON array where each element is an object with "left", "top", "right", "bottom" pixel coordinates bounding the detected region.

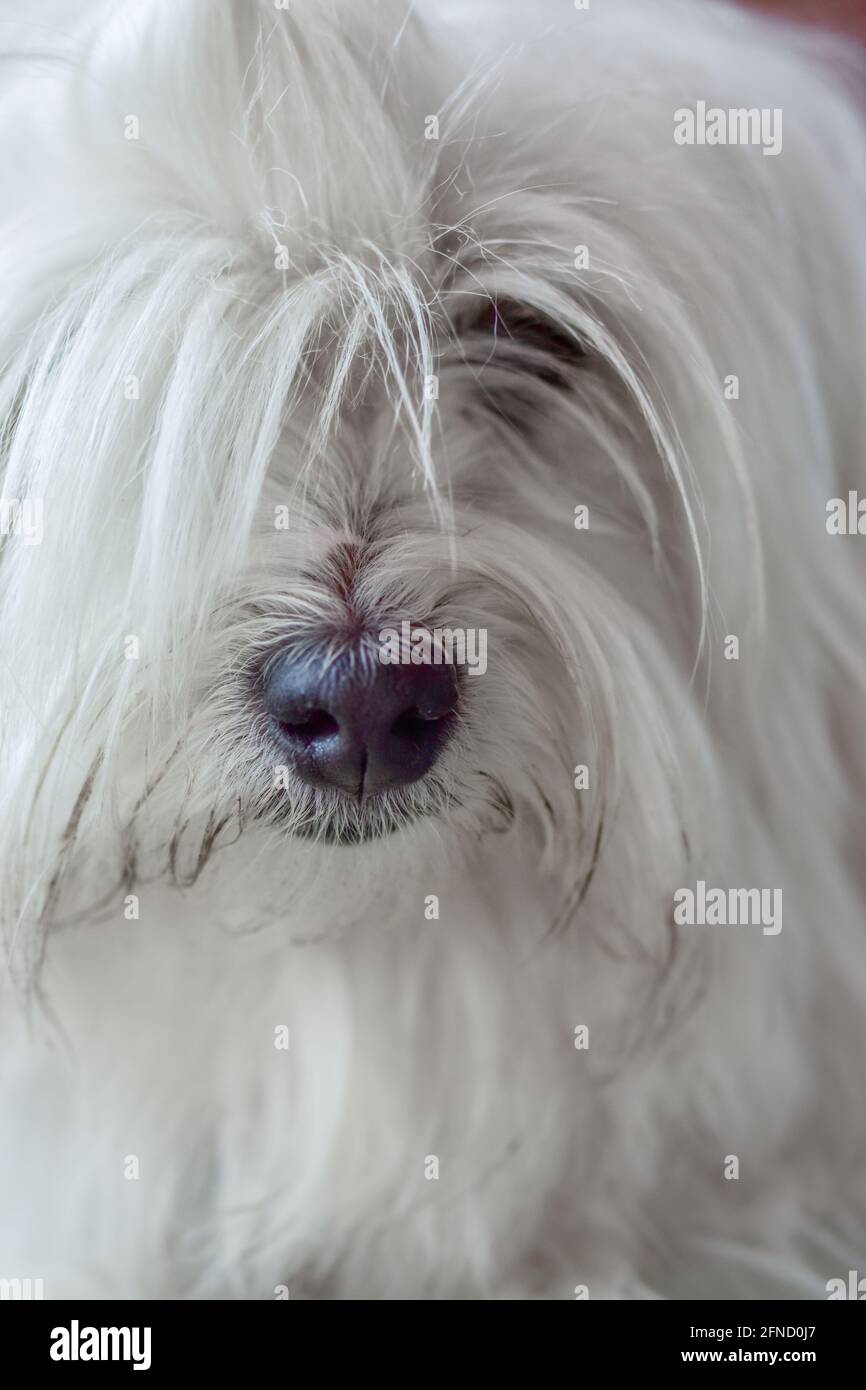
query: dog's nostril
[
  {"left": 391, "top": 706, "right": 454, "bottom": 739},
  {"left": 261, "top": 643, "right": 458, "bottom": 798},
  {"left": 278, "top": 709, "right": 339, "bottom": 741}
]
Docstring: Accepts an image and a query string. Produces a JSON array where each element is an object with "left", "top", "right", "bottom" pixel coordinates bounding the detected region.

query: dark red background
[{"left": 744, "top": 0, "right": 866, "bottom": 42}]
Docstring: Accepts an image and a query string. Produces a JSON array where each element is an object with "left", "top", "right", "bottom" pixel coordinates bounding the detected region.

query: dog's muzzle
[{"left": 260, "top": 641, "right": 458, "bottom": 799}]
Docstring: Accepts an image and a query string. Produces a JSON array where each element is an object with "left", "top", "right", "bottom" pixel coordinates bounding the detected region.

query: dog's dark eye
[{"left": 481, "top": 298, "right": 587, "bottom": 383}]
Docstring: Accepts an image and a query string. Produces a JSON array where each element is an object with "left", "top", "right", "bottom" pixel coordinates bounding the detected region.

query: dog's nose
[{"left": 261, "top": 644, "right": 458, "bottom": 797}]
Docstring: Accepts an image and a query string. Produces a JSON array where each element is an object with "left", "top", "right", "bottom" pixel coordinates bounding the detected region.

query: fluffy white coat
[{"left": 0, "top": 0, "right": 864, "bottom": 1298}]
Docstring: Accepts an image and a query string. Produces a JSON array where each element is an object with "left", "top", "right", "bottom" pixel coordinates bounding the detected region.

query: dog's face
[
  {"left": 177, "top": 192, "right": 688, "bottom": 869},
  {"left": 0, "top": 0, "right": 744, "bottom": 939},
  {"left": 204, "top": 271, "right": 610, "bottom": 850}
]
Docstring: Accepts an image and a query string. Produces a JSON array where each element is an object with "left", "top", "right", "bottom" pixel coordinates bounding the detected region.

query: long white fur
[{"left": 0, "top": 0, "right": 864, "bottom": 1297}]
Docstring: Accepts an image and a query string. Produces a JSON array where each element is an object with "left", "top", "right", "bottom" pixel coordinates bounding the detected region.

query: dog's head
[{"left": 1, "top": 0, "right": 856, "bottom": 962}]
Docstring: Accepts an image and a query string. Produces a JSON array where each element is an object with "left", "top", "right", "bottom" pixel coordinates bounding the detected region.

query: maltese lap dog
[{"left": 0, "top": 0, "right": 864, "bottom": 1301}]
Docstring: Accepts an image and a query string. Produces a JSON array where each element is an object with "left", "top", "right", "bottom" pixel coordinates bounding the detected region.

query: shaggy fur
[{"left": 0, "top": 0, "right": 864, "bottom": 1298}]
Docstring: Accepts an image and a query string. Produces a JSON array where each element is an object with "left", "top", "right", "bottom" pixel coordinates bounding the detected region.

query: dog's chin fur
[
  {"left": 269, "top": 792, "right": 439, "bottom": 846},
  {"left": 1, "top": 0, "right": 865, "bottom": 1299}
]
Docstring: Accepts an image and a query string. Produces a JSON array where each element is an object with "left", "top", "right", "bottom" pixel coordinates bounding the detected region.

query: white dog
[{"left": 0, "top": 0, "right": 864, "bottom": 1300}]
